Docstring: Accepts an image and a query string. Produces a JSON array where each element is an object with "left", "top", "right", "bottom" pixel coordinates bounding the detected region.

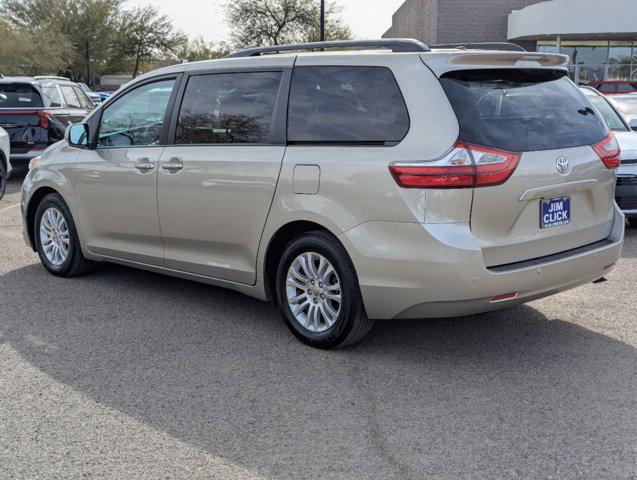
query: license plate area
[{"left": 540, "top": 196, "right": 570, "bottom": 229}]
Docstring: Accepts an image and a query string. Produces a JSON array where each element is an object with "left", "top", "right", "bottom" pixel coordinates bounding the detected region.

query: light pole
[{"left": 320, "top": 0, "right": 325, "bottom": 42}]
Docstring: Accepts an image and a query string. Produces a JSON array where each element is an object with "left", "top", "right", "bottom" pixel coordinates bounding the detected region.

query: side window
[
  {"left": 175, "top": 71, "right": 282, "bottom": 144},
  {"left": 40, "top": 85, "right": 63, "bottom": 107},
  {"left": 60, "top": 85, "right": 81, "bottom": 108},
  {"left": 72, "top": 85, "right": 93, "bottom": 109},
  {"left": 288, "top": 66, "right": 410, "bottom": 144},
  {"left": 98, "top": 79, "right": 176, "bottom": 148},
  {"left": 598, "top": 84, "right": 616, "bottom": 94}
]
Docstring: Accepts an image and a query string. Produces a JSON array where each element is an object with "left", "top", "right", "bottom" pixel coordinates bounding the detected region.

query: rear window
[
  {"left": 0, "top": 83, "right": 44, "bottom": 108},
  {"left": 288, "top": 66, "right": 410, "bottom": 144},
  {"left": 440, "top": 69, "right": 609, "bottom": 152},
  {"left": 585, "top": 95, "right": 628, "bottom": 132}
]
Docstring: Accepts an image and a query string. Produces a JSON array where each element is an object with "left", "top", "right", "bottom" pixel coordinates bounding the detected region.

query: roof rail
[
  {"left": 226, "top": 39, "right": 430, "bottom": 58},
  {"left": 430, "top": 42, "right": 526, "bottom": 52},
  {"left": 34, "top": 75, "right": 71, "bottom": 81}
]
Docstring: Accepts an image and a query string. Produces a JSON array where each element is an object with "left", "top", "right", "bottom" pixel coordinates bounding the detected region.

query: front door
[
  {"left": 158, "top": 70, "right": 287, "bottom": 284},
  {"left": 76, "top": 77, "right": 178, "bottom": 266}
]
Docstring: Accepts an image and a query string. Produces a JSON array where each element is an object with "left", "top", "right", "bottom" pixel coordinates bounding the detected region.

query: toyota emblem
[{"left": 556, "top": 156, "right": 571, "bottom": 175}]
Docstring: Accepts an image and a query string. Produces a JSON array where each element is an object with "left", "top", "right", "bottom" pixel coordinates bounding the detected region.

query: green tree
[
  {"left": 1, "top": 0, "right": 122, "bottom": 82},
  {"left": 225, "top": 0, "right": 351, "bottom": 48},
  {"left": 0, "top": 16, "right": 71, "bottom": 76},
  {"left": 113, "top": 5, "right": 186, "bottom": 78},
  {"left": 177, "top": 37, "right": 231, "bottom": 62}
]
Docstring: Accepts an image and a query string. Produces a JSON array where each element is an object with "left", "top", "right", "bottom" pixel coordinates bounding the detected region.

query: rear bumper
[{"left": 339, "top": 204, "right": 625, "bottom": 320}]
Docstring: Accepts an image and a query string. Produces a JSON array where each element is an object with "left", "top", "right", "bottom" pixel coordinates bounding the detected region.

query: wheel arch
[
  {"left": 25, "top": 186, "right": 63, "bottom": 251},
  {"left": 263, "top": 220, "right": 344, "bottom": 301}
]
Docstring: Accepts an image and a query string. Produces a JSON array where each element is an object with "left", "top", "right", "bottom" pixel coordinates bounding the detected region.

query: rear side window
[
  {"left": 0, "top": 84, "right": 44, "bottom": 108},
  {"left": 288, "top": 66, "right": 409, "bottom": 144},
  {"left": 597, "top": 84, "right": 616, "bottom": 94},
  {"left": 72, "top": 86, "right": 93, "bottom": 109},
  {"left": 60, "top": 85, "right": 81, "bottom": 109},
  {"left": 40, "top": 85, "right": 63, "bottom": 107},
  {"left": 176, "top": 71, "right": 282, "bottom": 144},
  {"left": 440, "top": 69, "right": 609, "bottom": 152}
]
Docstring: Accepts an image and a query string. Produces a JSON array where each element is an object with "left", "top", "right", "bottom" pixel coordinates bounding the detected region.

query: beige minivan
[{"left": 21, "top": 40, "right": 625, "bottom": 348}]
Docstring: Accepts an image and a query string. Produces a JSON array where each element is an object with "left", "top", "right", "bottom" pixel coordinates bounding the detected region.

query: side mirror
[
  {"left": 629, "top": 119, "right": 637, "bottom": 132},
  {"left": 65, "top": 123, "right": 89, "bottom": 147}
]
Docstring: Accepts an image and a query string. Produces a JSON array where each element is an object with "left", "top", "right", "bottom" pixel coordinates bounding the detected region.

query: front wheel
[
  {"left": 275, "top": 231, "right": 373, "bottom": 349},
  {"left": 34, "top": 193, "right": 93, "bottom": 277}
]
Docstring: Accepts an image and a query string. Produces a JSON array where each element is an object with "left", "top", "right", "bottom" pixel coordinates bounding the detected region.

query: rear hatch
[
  {"left": 0, "top": 83, "right": 49, "bottom": 153},
  {"left": 439, "top": 67, "right": 617, "bottom": 267}
]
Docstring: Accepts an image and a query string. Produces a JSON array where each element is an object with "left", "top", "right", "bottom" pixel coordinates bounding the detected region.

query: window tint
[
  {"left": 598, "top": 84, "right": 616, "bottom": 93},
  {"left": 616, "top": 83, "right": 634, "bottom": 93},
  {"left": 0, "top": 83, "right": 44, "bottom": 108},
  {"left": 60, "top": 85, "right": 81, "bottom": 108},
  {"left": 41, "top": 85, "right": 62, "bottom": 107},
  {"left": 176, "top": 72, "right": 282, "bottom": 144},
  {"left": 98, "top": 79, "right": 175, "bottom": 148},
  {"left": 72, "top": 85, "right": 93, "bottom": 109},
  {"left": 440, "top": 69, "right": 609, "bottom": 152},
  {"left": 288, "top": 66, "right": 409, "bottom": 144}
]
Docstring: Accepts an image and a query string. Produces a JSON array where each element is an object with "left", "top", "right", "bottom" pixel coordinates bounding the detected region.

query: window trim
[
  {"left": 92, "top": 73, "right": 183, "bottom": 150},
  {"left": 286, "top": 65, "right": 411, "bottom": 147},
  {"left": 167, "top": 66, "right": 292, "bottom": 147}
]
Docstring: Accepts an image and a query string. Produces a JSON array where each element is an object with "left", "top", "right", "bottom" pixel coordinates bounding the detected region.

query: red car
[{"left": 589, "top": 81, "right": 637, "bottom": 95}]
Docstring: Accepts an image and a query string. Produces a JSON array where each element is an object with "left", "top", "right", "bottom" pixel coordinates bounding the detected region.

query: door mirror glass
[
  {"left": 629, "top": 119, "right": 637, "bottom": 131},
  {"left": 66, "top": 123, "right": 88, "bottom": 147}
]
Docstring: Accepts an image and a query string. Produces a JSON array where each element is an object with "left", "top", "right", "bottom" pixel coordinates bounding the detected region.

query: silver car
[
  {"left": 21, "top": 40, "right": 625, "bottom": 348},
  {"left": 580, "top": 87, "right": 637, "bottom": 227}
]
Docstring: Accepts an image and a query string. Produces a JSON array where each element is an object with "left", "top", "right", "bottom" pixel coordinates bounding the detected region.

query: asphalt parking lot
[{"left": 0, "top": 170, "right": 635, "bottom": 479}]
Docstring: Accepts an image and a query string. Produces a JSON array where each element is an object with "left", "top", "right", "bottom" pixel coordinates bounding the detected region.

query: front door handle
[
  {"left": 134, "top": 158, "right": 155, "bottom": 173},
  {"left": 162, "top": 157, "right": 183, "bottom": 173}
]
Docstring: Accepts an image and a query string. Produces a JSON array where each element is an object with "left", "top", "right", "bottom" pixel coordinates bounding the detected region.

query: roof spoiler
[
  {"left": 430, "top": 42, "right": 526, "bottom": 52},
  {"left": 226, "top": 39, "right": 430, "bottom": 58}
]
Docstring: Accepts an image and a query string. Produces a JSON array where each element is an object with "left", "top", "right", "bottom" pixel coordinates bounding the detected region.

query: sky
[{"left": 126, "top": 0, "right": 405, "bottom": 43}]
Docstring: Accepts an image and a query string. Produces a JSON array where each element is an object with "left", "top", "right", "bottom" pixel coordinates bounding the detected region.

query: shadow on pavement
[{"left": 1, "top": 261, "right": 635, "bottom": 479}]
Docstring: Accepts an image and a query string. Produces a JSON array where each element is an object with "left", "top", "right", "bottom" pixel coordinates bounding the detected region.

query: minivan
[{"left": 21, "top": 40, "right": 625, "bottom": 348}]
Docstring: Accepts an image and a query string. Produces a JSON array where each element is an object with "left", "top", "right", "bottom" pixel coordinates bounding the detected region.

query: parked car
[
  {"left": 590, "top": 80, "right": 637, "bottom": 95},
  {"left": 0, "top": 126, "right": 10, "bottom": 199},
  {"left": 77, "top": 82, "right": 103, "bottom": 106},
  {"left": 0, "top": 76, "right": 93, "bottom": 168},
  {"left": 580, "top": 87, "right": 637, "bottom": 227},
  {"left": 608, "top": 94, "right": 637, "bottom": 128},
  {"left": 21, "top": 40, "right": 625, "bottom": 348}
]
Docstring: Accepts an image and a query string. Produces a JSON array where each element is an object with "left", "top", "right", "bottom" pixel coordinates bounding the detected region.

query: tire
[
  {"left": 0, "top": 161, "right": 6, "bottom": 201},
  {"left": 628, "top": 217, "right": 636, "bottom": 228},
  {"left": 34, "top": 193, "right": 93, "bottom": 277},
  {"left": 275, "top": 231, "right": 373, "bottom": 349}
]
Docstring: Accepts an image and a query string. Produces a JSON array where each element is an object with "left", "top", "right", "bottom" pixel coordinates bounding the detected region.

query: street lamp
[{"left": 320, "top": 0, "right": 325, "bottom": 42}]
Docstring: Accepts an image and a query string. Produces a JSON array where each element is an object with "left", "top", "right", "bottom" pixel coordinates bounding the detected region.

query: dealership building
[{"left": 383, "top": 0, "right": 637, "bottom": 83}]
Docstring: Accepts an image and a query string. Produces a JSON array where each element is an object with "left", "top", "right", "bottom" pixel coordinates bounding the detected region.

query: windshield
[
  {"left": 440, "top": 69, "right": 609, "bottom": 152},
  {"left": 585, "top": 94, "right": 628, "bottom": 132},
  {"left": 0, "top": 83, "right": 44, "bottom": 108}
]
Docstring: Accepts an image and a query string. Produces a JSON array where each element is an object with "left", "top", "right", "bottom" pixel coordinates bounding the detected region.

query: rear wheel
[
  {"left": 0, "top": 161, "right": 6, "bottom": 200},
  {"left": 275, "top": 231, "right": 373, "bottom": 349},
  {"left": 34, "top": 193, "right": 93, "bottom": 277}
]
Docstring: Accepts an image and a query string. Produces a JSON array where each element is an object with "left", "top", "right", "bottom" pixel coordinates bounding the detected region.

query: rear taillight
[
  {"left": 389, "top": 142, "right": 520, "bottom": 189},
  {"left": 592, "top": 133, "right": 621, "bottom": 169},
  {"left": 37, "top": 110, "right": 51, "bottom": 130}
]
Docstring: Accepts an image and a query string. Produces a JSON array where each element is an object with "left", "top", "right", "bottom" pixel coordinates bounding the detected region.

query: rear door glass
[
  {"left": 60, "top": 85, "right": 82, "bottom": 109},
  {"left": 0, "top": 84, "right": 44, "bottom": 108},
  {"left": 440, "top": 69, "right": 608, "bottom": 152},
  {"left": 288, "top": 66, "right": 410, "bottom": 144},
  {"left": 175, "top": 71, "right": 282, "bottom": 144}
]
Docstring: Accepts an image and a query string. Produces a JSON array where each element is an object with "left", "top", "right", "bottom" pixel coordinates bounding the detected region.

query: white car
[
  {"left": 580, "top": 87, "right": 637, "bottom": 226},
  {"left": 0, "top": 126, "right": 11, "bottom": 200}
]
